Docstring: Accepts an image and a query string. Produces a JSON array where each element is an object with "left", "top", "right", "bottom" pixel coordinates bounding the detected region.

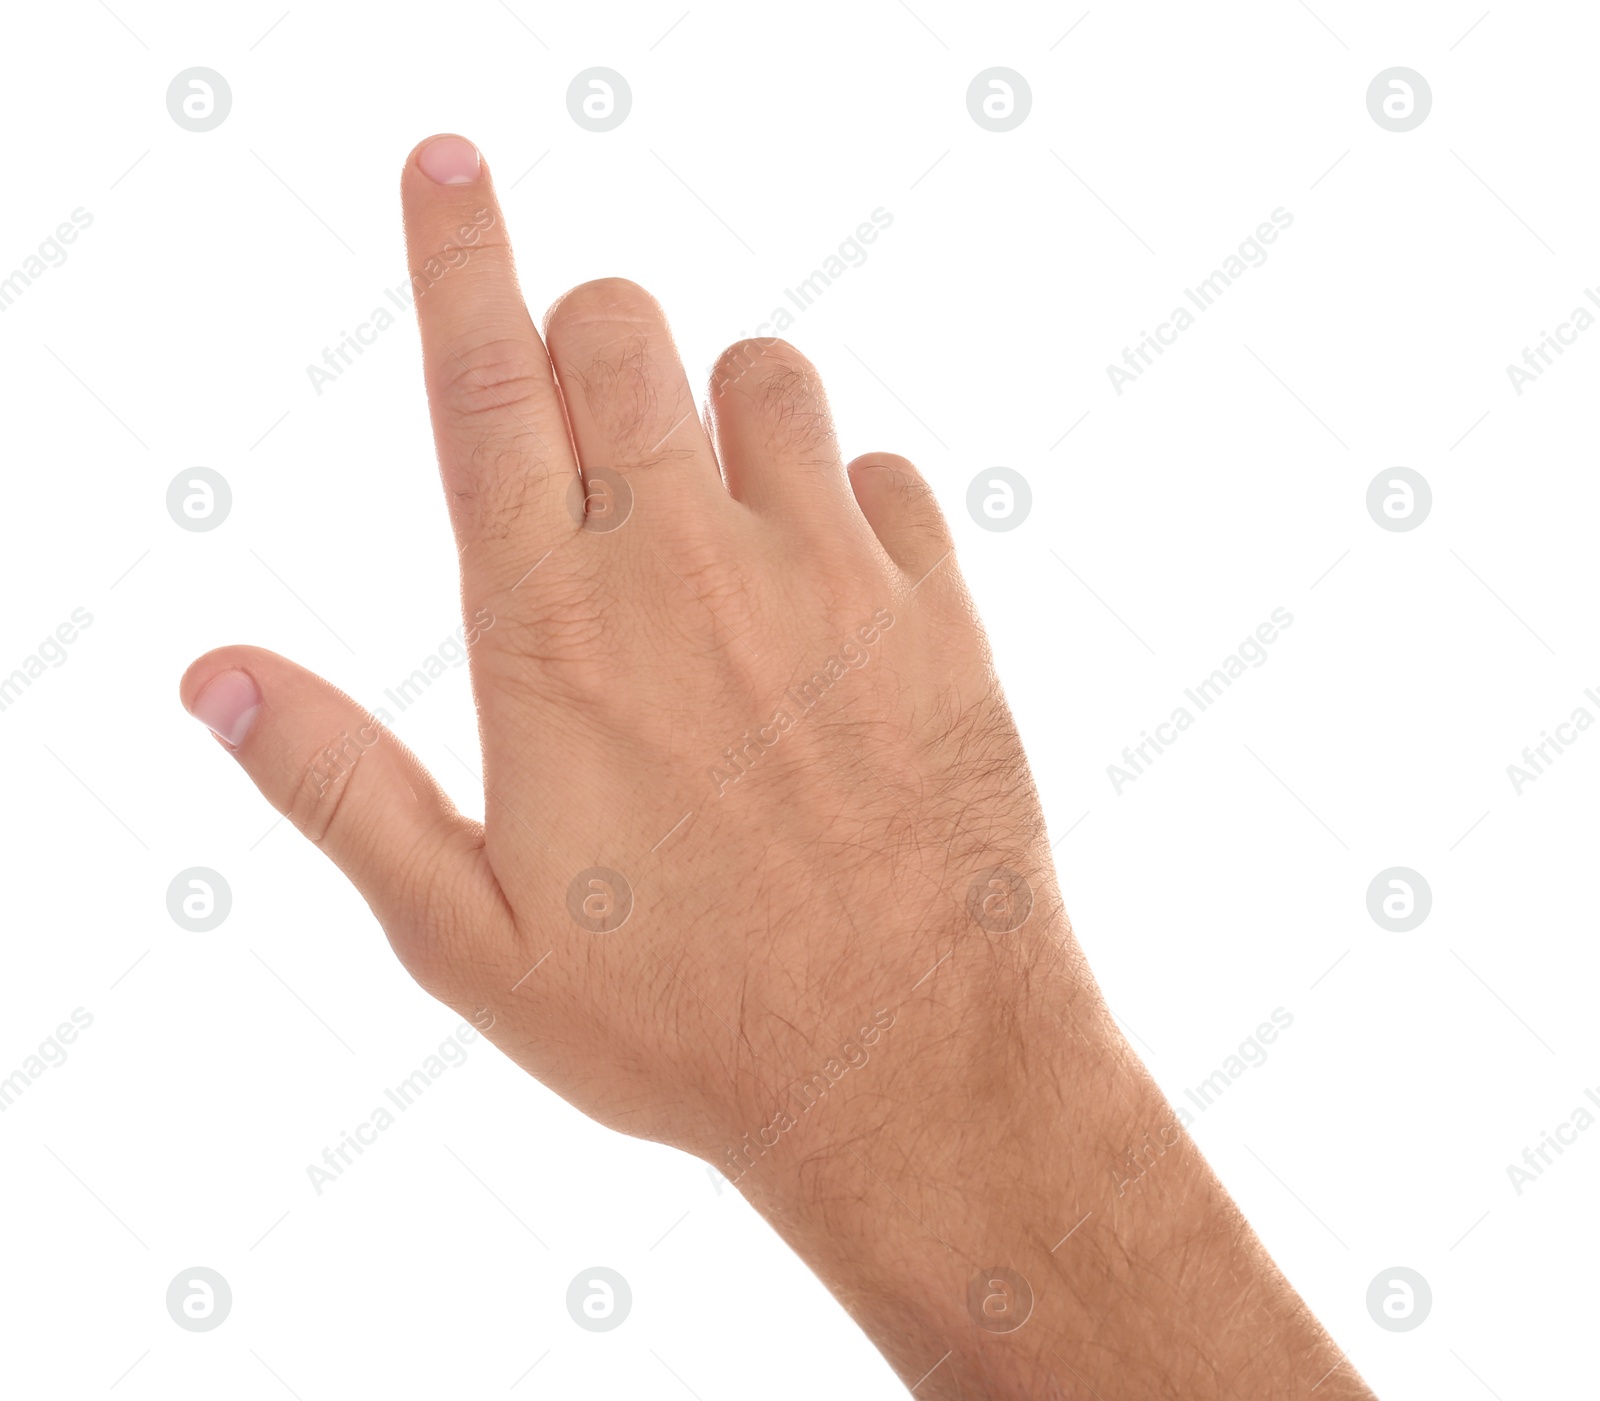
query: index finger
[{"left": 401, "top": 134, "right": 580, "bottom": 586}]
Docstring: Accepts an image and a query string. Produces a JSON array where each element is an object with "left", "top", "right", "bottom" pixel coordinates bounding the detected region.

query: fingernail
[
  {"left": 190, "top": 670, "right": 261, "bottom": 748},
  {"left": 418, "top": 135, "right": 480, "bottom": 185}
]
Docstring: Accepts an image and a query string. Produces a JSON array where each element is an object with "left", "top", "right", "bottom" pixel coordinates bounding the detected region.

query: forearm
[{"left": 730, "top": 926, "right": 1374, "bottom": 1400}]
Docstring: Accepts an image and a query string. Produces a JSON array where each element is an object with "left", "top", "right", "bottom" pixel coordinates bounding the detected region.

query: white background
[{"left": 0, "top": 1, "right": 1592, "bottom": 1396}]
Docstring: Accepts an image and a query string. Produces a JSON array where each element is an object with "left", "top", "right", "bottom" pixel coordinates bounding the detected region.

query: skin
[{"left": 181, "top": 135, "right": 1377, "bottom": 1400}]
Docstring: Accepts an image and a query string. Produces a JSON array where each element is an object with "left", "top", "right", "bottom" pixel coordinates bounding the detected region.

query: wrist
[
  {"left": 720, "top": 911, "right": 1107, "bottom": 1386},
  {"left": 712, "top": 890, "right": 1087, "bottom": 1198},
  {"left": 716, "top": 914, "right": 1372, "bottom": 1399}
]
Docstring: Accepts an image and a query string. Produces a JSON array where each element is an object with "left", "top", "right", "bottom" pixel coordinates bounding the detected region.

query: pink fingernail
[
  {"left": 418, "top": 135, "right": 481, "bottom": 185},
  {"left": 190, "top": 670, "right": 261, "bottom": 748}
]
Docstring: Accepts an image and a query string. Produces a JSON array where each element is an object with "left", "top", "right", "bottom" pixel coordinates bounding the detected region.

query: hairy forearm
[{"left": 729, "top": 923, "right": 1374, "bottom": 1400}]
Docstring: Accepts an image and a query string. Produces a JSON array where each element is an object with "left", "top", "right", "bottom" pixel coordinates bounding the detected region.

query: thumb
[{"left": 179, "top": 645, "right": 512, "bottom": 979}]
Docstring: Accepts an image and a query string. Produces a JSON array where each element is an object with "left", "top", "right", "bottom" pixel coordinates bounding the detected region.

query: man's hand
[{"left": 181, "top": 134, "right": 1374, "bottom": 1400}]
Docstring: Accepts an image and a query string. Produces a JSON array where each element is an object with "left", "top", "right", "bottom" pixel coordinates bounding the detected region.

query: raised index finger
[{"left": 401, "top": 134, "right": 579, "bottom": 584}]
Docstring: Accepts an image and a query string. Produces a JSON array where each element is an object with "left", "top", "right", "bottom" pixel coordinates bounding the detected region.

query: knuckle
[
  {"left": 410, "top": 230, "right": 513, "bottom": 296},
  {"left": 569, "top": 335, "right": 697, "bottom": 471},
  {"left": 575, "top": 336, "right": 659, "bottom": 444},
  {"left": 854, "top": 451, "right": 918, "bottom": 476},
  {"left": 289, "top": 721, "right": 386, "bottom": 846},
  {"left": 430, "top": 338, "right": 568, "bottom": 541},
  {"left": 542, "top": 280, "right": 699, "bottom": 470},
  {"left": 486, "top": 566, "right": 616, "bottom": 685},
  {"left": 888, "top": 465, "right": 941, "bottom": 516},
  {"left": 711, "top": 337, "right": 808, "bottom": 396},
  {"left": 710, "top": 336, "right": 779, "bottom": 385},
  {"left": 385, "top": 847, "right": 501, "bottom": 998},
  {"left": 754, "top": 368, "right": 835, "bottom": 460},
  {"left": 452, "top": 434, "right": 546, "bottom": 542},
  {"left": 544, "top": 277, "right": 660, "bottom": 334},
  {"left": 434, "top": 335, "right": 553, "bottom": 425},
  {"left": 857, "top": 456, "right": 949, "bottom": 531}
]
